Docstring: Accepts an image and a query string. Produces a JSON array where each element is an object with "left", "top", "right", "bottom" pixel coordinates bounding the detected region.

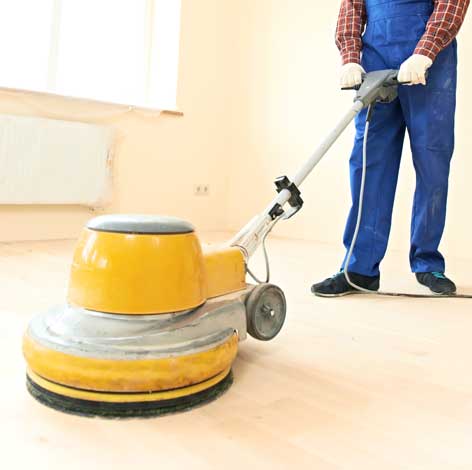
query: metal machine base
[{"left": 23, "top": 289, "right": 251, "bottom": 418}]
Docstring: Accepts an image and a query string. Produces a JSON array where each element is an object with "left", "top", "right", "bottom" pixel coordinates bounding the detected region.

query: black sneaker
[
  {"left": 415, "top": 272, "right": 457, "bottom": 295},
  {"left": 311, "top": 272, "right": 380, "bottom": 297}
]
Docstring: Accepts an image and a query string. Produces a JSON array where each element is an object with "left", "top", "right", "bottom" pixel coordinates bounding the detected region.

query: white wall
[
  {"left": 0, "top": 0, "right": 245, "bottom": 241},
  {"left": 1, "top": 0, "right": 471, "bottom": 270},
  {"left": 227, "top": 0, "right": 472, "bottom": 264}
]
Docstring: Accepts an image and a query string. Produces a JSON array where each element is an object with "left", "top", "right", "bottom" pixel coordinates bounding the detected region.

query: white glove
[
  {"left": 340, "top": 63, "right": 365, "bottom": 88},
  {"left": 398, "top": 54, "right": 433, "bottom": 85}
]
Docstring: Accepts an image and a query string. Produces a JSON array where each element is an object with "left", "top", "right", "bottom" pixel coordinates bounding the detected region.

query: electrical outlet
[{"left": 194, "top": 184, "right": 210, "bottom": 196}]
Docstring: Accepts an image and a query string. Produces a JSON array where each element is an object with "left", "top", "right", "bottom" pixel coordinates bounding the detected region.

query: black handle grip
[
  {"left": 342, "top": 71, "right": 400, "bottom": 91},
  {"left": 390, "top": 70, "right": 428, "bottom": 86},
  {"left": 341, "top": 72, "right": 366, "bottom": 91},
  {"left": 341, "top": 84, "right": 362, "bottom": 91},
  {"left": 342, "top": 70, "right": 428, "bottom": 90}
]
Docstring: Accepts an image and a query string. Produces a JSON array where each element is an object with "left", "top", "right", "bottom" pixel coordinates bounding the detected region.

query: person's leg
[
  {"left": 341, "top": 93, "right": 406, "bottom": 278},
  {"left": 313, "top": 97, "right": 406, "bottom": 297},
  {"left": 399, "top": 41, "right": 457, "bottom": 278},
  {"left": 312, "top": 47, "right": 406, "bottom": 297}
]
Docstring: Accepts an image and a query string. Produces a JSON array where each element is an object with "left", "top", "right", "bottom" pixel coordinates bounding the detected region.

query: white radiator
[{"left": 0, "top": 114, "right": 114, "bottom": 206}]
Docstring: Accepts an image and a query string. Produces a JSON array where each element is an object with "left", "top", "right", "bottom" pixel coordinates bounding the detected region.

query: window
[{"left": 0, "top": 0, "right": 182, "bottom": 109}]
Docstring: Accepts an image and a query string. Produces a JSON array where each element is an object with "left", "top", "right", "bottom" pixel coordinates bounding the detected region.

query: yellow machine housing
[
  {"left": 22, "top": 214, "right": 286, "bottom": 418},
  {"left": 68, "top": 216, "right": 246, "bottom": 315}
]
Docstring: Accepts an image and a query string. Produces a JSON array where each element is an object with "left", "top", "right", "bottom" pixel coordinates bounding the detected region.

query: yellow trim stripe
[{"left": 27, "top": 367, "right": 231, "bottom": 403}]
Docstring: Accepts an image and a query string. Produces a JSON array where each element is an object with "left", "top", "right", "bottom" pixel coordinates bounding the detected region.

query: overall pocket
[{"left": 367, "top": 14, "right": 428, "bottom": 47}]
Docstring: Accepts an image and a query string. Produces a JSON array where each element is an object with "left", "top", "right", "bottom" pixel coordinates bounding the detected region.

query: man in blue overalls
[{"left": 312, "top": 0, "right": 470, "bottom": 296}]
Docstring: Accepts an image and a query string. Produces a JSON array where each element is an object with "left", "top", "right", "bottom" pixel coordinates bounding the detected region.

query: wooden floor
[{"left": 2, "top": 235, "right": 472, "bottom": 470}]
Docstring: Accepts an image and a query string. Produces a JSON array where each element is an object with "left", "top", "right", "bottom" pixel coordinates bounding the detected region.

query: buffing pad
[{"left": 26, "top": 368, "right": 233, "bottom": 419}]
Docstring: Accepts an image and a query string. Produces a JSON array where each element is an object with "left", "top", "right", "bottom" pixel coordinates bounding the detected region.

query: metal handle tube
[
  {"left": 291, "top": 100, "right": 364, "bottom": 187},
  {"left": 260, "top": 100, "right": 364, "bottom": 214},
  {"left": 230, "top": 100, "right": 364, "bottom": 258}
]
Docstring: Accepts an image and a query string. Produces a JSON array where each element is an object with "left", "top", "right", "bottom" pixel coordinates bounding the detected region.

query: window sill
[{"left": 0, "top": 86, "right": 184, "bottom": 117}]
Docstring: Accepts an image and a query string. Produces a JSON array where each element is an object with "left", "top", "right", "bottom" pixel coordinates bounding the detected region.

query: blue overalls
[{"left": 342, "top": 0, "right": 457, "bottom": 277}]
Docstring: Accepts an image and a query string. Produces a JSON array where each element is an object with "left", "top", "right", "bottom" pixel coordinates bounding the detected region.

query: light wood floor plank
[{"left": 1, "top": 235, "right": 471, "bottom": 469}]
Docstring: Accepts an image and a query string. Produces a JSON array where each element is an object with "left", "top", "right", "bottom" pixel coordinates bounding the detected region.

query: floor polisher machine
[{"left": 23, "top": 70, "right": 408, "bottom": 418}]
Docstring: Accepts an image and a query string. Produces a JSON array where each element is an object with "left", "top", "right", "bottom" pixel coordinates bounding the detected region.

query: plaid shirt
[{"left": 335, "top": 0, "right": 470, "bottom": 64}]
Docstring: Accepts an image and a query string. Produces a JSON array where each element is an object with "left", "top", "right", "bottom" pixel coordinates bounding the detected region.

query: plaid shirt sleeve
[
  {"left": 335, "top": 0, "right": 367, "bottom": 65},
  {"left": 415, "top": 0, "right": 470, "bottom": 61}
]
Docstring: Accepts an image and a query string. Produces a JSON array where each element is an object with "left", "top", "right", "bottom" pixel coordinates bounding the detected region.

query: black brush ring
[{"left": 26, "top": 371, "right": 233, "bottom": 419}]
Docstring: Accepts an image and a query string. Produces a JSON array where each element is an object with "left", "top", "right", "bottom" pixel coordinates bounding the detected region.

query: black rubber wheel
[{"left": 245, "top": 284, "right": 286, "bottom": 341}]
